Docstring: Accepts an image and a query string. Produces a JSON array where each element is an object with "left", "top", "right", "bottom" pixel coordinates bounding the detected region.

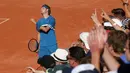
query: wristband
[{"left": 123, "top": 3, "right": 129, "bottom": 6}]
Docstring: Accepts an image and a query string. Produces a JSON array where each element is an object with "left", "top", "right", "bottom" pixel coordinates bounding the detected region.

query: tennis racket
[{"left": 28, "top": 38, "right": 39, "bottom": 52}]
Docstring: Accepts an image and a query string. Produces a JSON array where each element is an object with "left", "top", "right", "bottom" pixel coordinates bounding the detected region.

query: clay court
[{"left": 0, "top": 0, "right": 123, "bottom": 73}]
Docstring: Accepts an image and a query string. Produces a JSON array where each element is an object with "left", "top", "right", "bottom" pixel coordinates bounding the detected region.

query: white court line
[{"left": 0, "top": 18, "right": 10, "bottom": 25}]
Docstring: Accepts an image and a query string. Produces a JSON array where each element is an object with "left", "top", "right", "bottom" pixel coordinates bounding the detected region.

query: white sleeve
[
  {"left": 42, "top": 24, "right": 55, "bottom": 30},
  {"left": 112, "top": 19, "right": 123, "bottom": 27},
  {"left": 107, "top": 70, "right": 117, "bottom": 73}
]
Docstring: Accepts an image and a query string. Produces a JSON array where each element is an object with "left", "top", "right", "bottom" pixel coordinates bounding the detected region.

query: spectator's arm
[
  {"left": 26, "top": 67, "right": 45, "bottom": 73},
  {"left": 121, "top": 0, "right": 130, "bottom": 17},
  {"left": 88, "top": 26, "right": 108, "bottom": 72},
  {"left": 91, "top": 51, "right": 100, "bottom": 72},
  {"left": 124, "top": 3, "right": 130, "bottom": 17},
  {"left": 91, "top": 9, "right": 102, "bottom": 27},
  {"left": 101, "top": 9, "right": 126, "bottom": 32},
  {"left": 102, "top": 43, "right": 120, "bottom": 71}
]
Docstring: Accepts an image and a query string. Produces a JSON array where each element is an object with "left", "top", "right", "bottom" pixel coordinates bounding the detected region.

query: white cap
[
  {"left": 79, "top": 32, "right": 90, "bottom": 50},
  {"left": 51, "top": 48, "right": 68, "bottom": 62}
]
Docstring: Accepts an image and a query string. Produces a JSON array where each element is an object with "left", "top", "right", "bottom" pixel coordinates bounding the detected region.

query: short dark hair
[
  {"left": 69, "top": 46, "right": 86, "bottom": 62},
  {"left": 127, "top": 20, "right": 130, "bottom": 30},
  {"left": 42, "top": 4, "right": 51, "bottom": 15},
  {"left": 80, "top": 56, "right": 91, "bottom": 64},
  {"left": 111, "top": 8, "right": 126, "bottom": 17},
  {"left": 37, "top": 55, "right": 56, "bottom": 69},
  {"left": 107, "top": 30, "right": 128, "bottom": 53}
]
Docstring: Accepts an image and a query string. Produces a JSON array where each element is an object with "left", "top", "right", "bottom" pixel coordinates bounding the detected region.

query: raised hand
[
  {"left": 26, "top": 67, "right": 36, "bottom": 73},
  {"left": 30, "top": 18, "right": 36, "bottom": 24},
  {"left": 91, "top": 9, "right": 102, "bottom": 27},
  {"left": 121, "top": 0, "right": 129, "bottom": 3},
  {"left": 88, "top": 26, "right": 108, "bottom": 72},
  {"left": 87, "top": 26, "right": 108, "bottom": 52},
  {"left": 101, "top": 9, "right": 110, "bottom": 20}
]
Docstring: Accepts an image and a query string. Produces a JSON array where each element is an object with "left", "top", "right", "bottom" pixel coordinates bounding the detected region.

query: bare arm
[
  {"left": 88, "top": 26, "right": 108, "bottom": 72},
  {"left": 121, "top": 0, "right": 130, "bottom": 17},
  {"left": 91, "top": 9, "right": 102, "bottom": 27},
  {"left": 124, "top": 4, "right": 130, "bottom": 17},
  {"left": 102, "top": 43, "right": 120, "bottom": 71},
  {"left": 101, "top": 9, "right": 126, "bottom": 32}
]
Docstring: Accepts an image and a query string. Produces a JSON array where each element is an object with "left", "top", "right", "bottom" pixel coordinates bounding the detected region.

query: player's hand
[
  {"left": 30, "top": 18, "right": 36, "bottom": 24},
  {"left": 121, "top": 0, "right": 128, "bottom": 3}
]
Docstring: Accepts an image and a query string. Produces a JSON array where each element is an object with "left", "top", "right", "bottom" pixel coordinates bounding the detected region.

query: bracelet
[{"left": 123, "top": 3, "right": 129, "bottom": 6}]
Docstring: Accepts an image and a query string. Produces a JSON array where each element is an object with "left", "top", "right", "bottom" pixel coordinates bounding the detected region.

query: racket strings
[{"left": 28, "top": 39, "right": 39, "bottom": 52}]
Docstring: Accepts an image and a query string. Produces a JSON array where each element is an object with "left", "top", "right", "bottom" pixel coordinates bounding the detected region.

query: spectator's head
[
  {"left": 37, "top": 55, "right": 56, "bottom": 69},
  {"left": 125, "top": 33, "right": 130, "bottom": 61},
  {"left": 68, "top": 46, "right": 86, "bottom": 68},
  {"left": 41, "top": 4, "right": 51, "bottom": 15},
  {"left": 71, "top": 32, "right": 90, "bottom": 52},
  {"left": 80, "top": 56, "right": 91, "bottom": 64},
  {"left": 51, "top": 48, "right": 68, "bottom": 64},
  {"left": 107, "top": 30, "right": 128, "bottom": 57},
  {"left": 111, "top": 8, "right": 126, "bottom": 20}
]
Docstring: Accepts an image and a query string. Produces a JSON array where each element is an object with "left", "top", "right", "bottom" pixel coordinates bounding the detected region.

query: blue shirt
[
  {"left": 120, "top": 54, "right": 130, "bottom": 64},
  {"left": 36, "top": 15, "right": 57, "bottom": 46}
]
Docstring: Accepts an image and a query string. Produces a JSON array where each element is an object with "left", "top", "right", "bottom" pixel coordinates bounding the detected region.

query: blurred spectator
[
  {"left": 111, "top": 8, "right": 130, "bottom": 29},
  {"left": 47, "top": 48, "right": 70, "bottom": 73},
  {"left": 63, "top": 46, "right": 86, "bottom": 73}
]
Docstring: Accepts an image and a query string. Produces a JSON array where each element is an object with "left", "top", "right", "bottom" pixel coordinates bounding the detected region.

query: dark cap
[{"left": 37, "top": 55, "right": 56, "bottom": 69}]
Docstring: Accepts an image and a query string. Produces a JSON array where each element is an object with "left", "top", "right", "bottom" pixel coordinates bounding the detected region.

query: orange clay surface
[{"left": 0, "top": 0, "right": 123, "bottom": 73}]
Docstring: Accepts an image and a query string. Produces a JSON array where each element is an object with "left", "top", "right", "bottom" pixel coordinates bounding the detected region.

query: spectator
[
  {"left": 47, "top": 48, "right": 70, "bottom": 73},
  {"left": 111, "top": 8, "right": 130, "bottom": 29},
  {"left": 63, "top": 46, "right": 86, "bottom": 73},
  {"left": 71, "top": 32, "right": 91, "bottom": 56},
  {"left": 107, "top": 30, "right": 129, "bottom": 64}
]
